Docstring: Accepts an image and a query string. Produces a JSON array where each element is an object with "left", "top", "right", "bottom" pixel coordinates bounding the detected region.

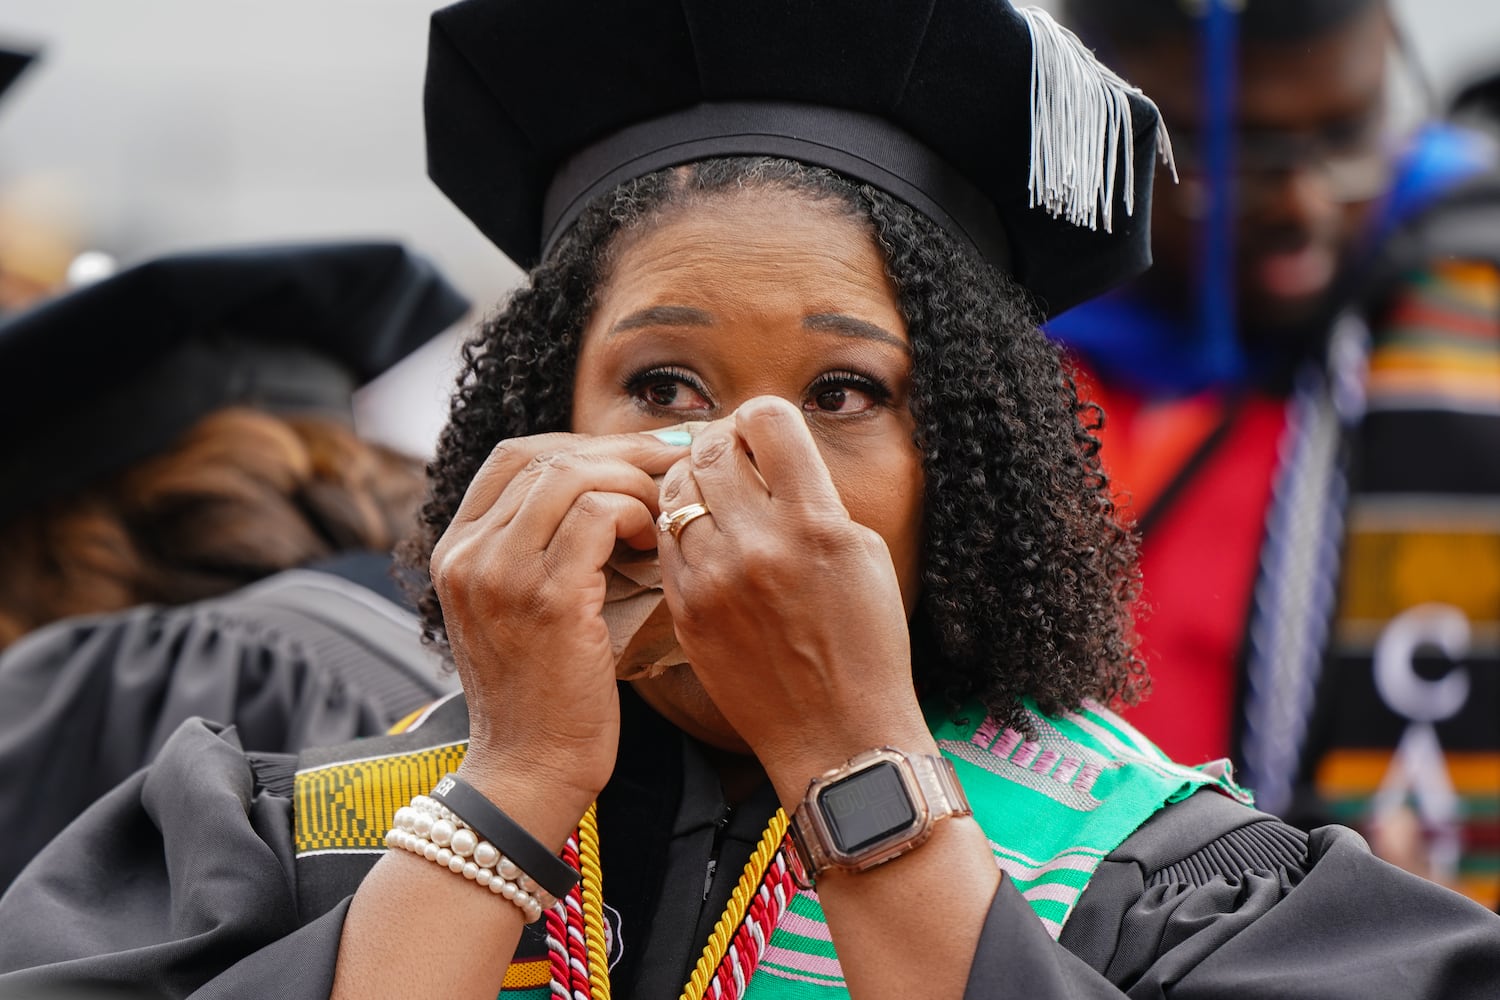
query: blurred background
[{"left": 1, "top": 0, "right": 1498, "bottom": 456}]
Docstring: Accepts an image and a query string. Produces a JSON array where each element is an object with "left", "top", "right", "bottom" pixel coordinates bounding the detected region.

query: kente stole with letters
[{"left": 1311, "top": 261, "right": 1500, "bottom": 909}]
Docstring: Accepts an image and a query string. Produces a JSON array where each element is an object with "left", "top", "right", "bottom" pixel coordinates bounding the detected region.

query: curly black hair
[{"left": 403, "top": 157, "right": 1144, "bottom": 728}]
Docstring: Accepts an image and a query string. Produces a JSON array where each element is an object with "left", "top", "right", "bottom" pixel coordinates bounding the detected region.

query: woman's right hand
[{"left": 428, "top": 430, "right": 688, "bottom": 847}]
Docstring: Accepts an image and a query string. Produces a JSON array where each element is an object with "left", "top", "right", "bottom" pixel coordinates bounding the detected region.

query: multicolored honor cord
[
  {"left": 678, "top": 809, "right": 795, "bottom": 1000},
  {"left": 543, "top": 803, "right": 612, "bottom": 1000},
  {"left": 541, "top": 804, "right": 794, "bottom": 1000}
]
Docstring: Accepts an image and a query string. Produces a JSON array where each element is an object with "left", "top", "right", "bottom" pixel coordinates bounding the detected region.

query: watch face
[{"left": 818, "top": 760, "right": 918, "bottom": 853}]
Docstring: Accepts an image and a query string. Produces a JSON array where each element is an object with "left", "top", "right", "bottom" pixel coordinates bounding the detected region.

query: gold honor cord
[{"left": 578, "top": 801, "right": 612, "bottom": 1000}]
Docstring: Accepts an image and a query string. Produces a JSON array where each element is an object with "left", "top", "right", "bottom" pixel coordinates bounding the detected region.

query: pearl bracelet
[{"left": 385, "top": 795, "right": 557, "bottom": 922}]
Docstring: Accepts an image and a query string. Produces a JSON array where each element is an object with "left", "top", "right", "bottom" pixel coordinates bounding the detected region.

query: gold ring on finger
[{"left": 656, "top": 502, "right": 711, "bottom": 540}]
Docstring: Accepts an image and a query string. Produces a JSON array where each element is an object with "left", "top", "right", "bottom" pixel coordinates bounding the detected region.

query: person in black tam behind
[
  {"left": 1, "top": 2, "right": 1498, "bottom": 999},
  {"left": 0, "top": 242, "right": 465, "bottom": 888}
]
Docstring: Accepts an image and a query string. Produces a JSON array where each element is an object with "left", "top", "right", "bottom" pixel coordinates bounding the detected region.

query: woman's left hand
[{"left": 656, "top": 396, "right": 935, "bottom": 804}]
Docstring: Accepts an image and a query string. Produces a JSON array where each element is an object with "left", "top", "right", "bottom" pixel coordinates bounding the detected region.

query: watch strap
[{"left": 916, "top": 753, "right": 972, "bottom": 824}]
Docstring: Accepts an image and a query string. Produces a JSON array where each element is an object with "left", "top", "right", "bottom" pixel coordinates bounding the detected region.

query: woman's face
[{"left": 570, "top": 184, "right": 925, "bottom": 751}]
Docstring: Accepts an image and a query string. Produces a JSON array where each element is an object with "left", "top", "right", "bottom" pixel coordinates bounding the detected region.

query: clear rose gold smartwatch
[{"left": 785, "top": 746, "right": 972, "bottom": 889}]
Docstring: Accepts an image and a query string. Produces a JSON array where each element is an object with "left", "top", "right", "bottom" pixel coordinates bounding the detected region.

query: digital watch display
[{"left": 786, "top": 747, "right": 972, "bottom": 889}]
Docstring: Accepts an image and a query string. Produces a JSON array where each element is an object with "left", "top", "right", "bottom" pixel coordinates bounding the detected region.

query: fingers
[
  {"left": 544, "top": 491, "right": 659, "bottom": 577},
  {"left": 684, "top": 398, "right": 843, "bottom": 537},
  {"left": 729, "top": 397, "right": 842, "bottom": 507},
  {"left": 452, "top": 431, "right": 690, "bottom": 527},
  {"left": 502, "top": 453, "right": 661, "bottom": 553},
  {"left": 656, "top": 459, "right": 716, "bottom": 562},
  {"left": 434, "top": 431, "right": 690, "bottom": 597},
  {"left": 435, "top": 484, "right": 656, "bottom": 645},
  {"left": 674, "top": 421, "right": 764, "bottom": 536}
]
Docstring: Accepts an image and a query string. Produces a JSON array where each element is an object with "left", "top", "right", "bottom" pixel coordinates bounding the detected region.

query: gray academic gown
[
  {"left": 0, "top": 555, "right": 456, "bottom": 890},
  {"left": 0, "top": 691, "right": 1497, "bottom": 999}
]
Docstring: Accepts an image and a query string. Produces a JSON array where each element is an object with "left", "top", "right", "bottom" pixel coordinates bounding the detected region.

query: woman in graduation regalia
[{"left": 2, "top": 1, "right": 1499, "bottom": 998}]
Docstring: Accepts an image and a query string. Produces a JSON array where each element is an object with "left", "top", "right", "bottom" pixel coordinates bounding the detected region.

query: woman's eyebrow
[
  {"left": 804, "top": 313, "right": 910, "bottom": 353},
  {"left": 611, "top": 305, "right": 715, "bottom": 334}
]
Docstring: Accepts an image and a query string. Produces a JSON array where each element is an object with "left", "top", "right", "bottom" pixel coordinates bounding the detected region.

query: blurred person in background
[
  {"left": 0, "top": 241, "right": 466, "bottom": 887},
  {"left": 1052, "top": 0, "right": 1500, "bottom": 905}
]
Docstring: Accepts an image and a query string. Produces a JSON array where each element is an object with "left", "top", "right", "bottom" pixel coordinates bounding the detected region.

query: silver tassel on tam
[{"left": 1019, "top": 6, "right": 1177, "bottom": 233}]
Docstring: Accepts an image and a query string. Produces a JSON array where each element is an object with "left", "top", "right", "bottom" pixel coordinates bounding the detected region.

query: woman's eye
[
  {"left": 643, "top": 380, "right": 681, "bottom": 407},
  {"left": 627, "top": 368, "right": 712, "bottom": 412},
  {"left": 804, "top": 374, "right": 888, "bottom": 414}
]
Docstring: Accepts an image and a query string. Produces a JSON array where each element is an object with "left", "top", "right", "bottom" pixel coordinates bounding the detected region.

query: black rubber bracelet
[{"left": 429, "top": 773, "right": 580, "bottom": 899}]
